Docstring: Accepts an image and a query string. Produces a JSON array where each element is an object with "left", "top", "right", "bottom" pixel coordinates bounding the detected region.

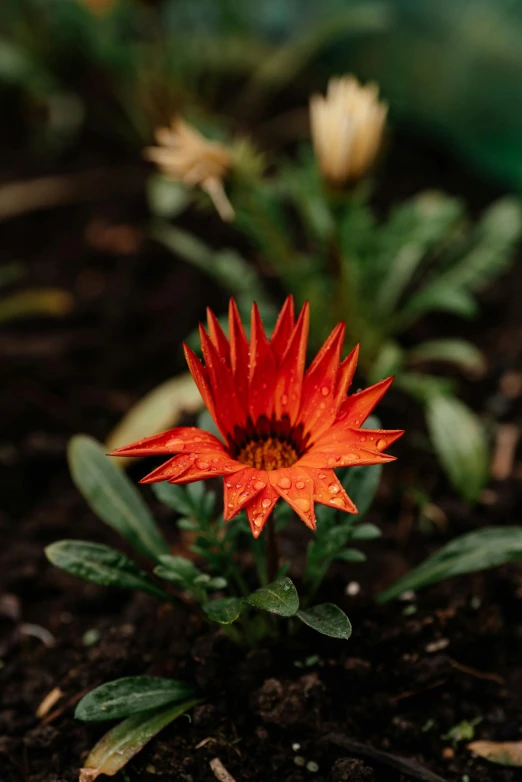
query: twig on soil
[
  {"left": 210, "top": 757, "right": 237, "bottom": 782},
  {"left": 323, "top": 734, "right": 449, "bottom": 782},
  {"left": 41, "top": 688, "right": 90, "bottom": 725},
  {"left": 389, "top": 677, "right": 446, "bottom": 703},
  {"left": 450, "top": 659, "right": 505, "bottom": 685}
]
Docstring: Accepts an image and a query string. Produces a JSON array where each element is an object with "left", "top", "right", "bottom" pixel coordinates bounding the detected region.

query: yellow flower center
[{"left": 237, "top": 437, "right": 299, "bottom": 471}]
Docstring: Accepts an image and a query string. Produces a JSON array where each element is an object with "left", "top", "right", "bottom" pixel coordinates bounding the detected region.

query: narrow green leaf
[
  {"left": 426, "top": 395, "right": 489, "bottom": 501},
  {"left": 244, "top": 577, "right": 299, "bottom": 617},
  {"left": 75, "top": 677, "right": 196, "bottom": 722},
  {"left": 154, "top": 555, "right": 200, "bottom": 586},
  {"left": 68, "top": 435, "right": 169, "bottom": 560},
  {"left": 203, "top": 597, "right": 242, "bottom": 624},
  {"left": 351, "top": 523, "right": 382, "bottom": 540},
  {"left": 80, "top": 697, "right": 201, "bottom": 780},
  {"left": 408, "top": 339, "right": 486, "bottom": 374},
  {"left": 378, "top": 527, "right": 522, "bottom": 603},
  {"left": 341, "top": 464, "right": 382, "bottom": 518},
  {"left": 297, "top": 604, "right": 352, "bottom": 639},
  {"left": 45, "top": 541, "right": 169, "bottom": 601},
  {"left": 335, "top": 548, "right": 366, "bottom": 563}
]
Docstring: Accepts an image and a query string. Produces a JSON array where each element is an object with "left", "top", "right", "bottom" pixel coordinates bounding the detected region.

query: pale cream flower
[
  {"left": 310, "top": 76, "right": 387, "bottom": 186},
  {"left": 145, "top": 119, "right": 234, "bottom": 221}
]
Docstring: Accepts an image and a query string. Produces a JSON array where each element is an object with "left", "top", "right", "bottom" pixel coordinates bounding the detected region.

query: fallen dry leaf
[{"left": 468, "top": 740, "right": 522, "bottom": 766}]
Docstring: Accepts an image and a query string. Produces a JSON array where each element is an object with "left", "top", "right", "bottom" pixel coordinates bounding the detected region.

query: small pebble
[
  {"left": 398, "top": 590, "right": 416, "bottom": 602},
  {"left": 306, "top": 760, "right": 319, "bottom": 772},
  {"left": 294, "top": 756, "right": 306, "bottom": 767},
  {"left": 425, "top": 638, "right": 449, "bottom": 653},
  {"left": 292, "top": 743, "right": 301, "bottom": 751},
  {"left": 345, "top": 581, "right": 361, "bottom": 596},
  {"left": 82, "top": 628, "right": 101, "bottom": 647}
]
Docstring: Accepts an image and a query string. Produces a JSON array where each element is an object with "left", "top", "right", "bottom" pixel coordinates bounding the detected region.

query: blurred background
[{"left": 2, "top": 0, "right": 522, "bottom": 515}]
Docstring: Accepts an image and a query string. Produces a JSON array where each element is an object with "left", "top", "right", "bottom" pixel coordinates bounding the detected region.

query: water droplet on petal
[
  {"left": 261, "top": 498, "right": 271, "bottom": 508},
  {"left": 253, "top": 480, "right": 266, "bottom": 491},
  {"left": 328, "top": 482, "right": 340, "bottom": 494},
  {"left": 194, "top": 437, "right": 202, "bottom": 442},
  {"left": 278, "top": 477, "right": 292, "bottom": 489},
  {"left": 197, "top": 460, "right": 210, "bottom": 470},
  {"left": 226, "top": 482, "right": 232, "bottom": 488},
  {"left": 330, "top": 496, "right": 343, "bottom": 506},
  {"left": 318, "top": 473, "right": 327, "bottom": 479},
  {"left": 295, "top": 480, "right": 305, "bottom": 490},
  {"left": 321, "top": 385, "right": 330, "bottom": 396},
  {"left": 227, "top": 502, "right": 234, "bottom": 508},
  {"left": 327, "top": 457, "right": 338, "bottom": 466},
  {"left": 240, "top": 491, "right": 249, "bottom": 499},
  {"left": 254, "top": 515, "right": 264, "bottom": 526},
  {"left": 294, "top": 497, "right": 310, "bottom": 512},
  {"left": 377, "top": 438, "right": 386, "bottom": 449}
]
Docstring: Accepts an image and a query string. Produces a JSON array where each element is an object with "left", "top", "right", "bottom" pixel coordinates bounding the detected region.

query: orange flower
[{"left": 110, "top": 298, "right": 402, "bottom": 537}]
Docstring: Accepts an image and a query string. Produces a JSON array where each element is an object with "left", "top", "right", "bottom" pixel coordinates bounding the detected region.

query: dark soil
[{"left": 2, "top": 129, "right": 522, "bottom": 782}]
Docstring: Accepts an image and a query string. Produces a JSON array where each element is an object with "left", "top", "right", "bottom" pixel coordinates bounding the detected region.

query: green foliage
[
  {"left": 45, "top": 540, "right": 169, "bottom": 601},
  {"left": 297, "top": 604, "right": 352, "bottom": 639},
  {"left": 80, "top": 697, "right": 202, "bottom": 779},
  {"left": 68, "top": 435, "right": 169, "bottom": 560},
  {"left": 75, "top": 677, "right": 197, "bottom": 722},
  {"left": 378, "top": 527, "right": 522, "bottom": 603},
  {"left": 243, "top": 577, "right": 299, "bottom": 617},
  {"left": 426, "top": 395, "right": 489, "bottom": 501},
  {"left": 203, "top": 596, "right": 243, "bottom": 624}
]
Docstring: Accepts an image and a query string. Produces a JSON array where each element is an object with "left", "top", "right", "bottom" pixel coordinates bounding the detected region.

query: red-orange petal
[
  {"left": 173, "top": 452, "right": 244, "bottom": 484},
  {"left": 223, "top": 467, "right": 269, "bottom": 521},
  {"left": 183, "top": 343, "right": 220, "bottom": 429},
  {"left": 334, "top": 344, "right": 360, "bottom": 406},
  {"left": 270, "top": 295, "right": 295, "bottom": 363},
  {"left": 249, "top": 302, "right": 278, "bottom": 423},
  {"left": 302, "top": 467, "right": 358, "bottom": 514},
  {"left": 337, "top": 376, "right": 394, "bottom": 428},
  {"left": 269, "top": 465, "right": 316, "bottom": 530},
  {"left": 199, "top": 325, "right": 247, "bottom": 436},
  {"left": 300, "top": 321, "right": 346, "bottom": 440},
  {"left": 139, "top": 454, "right": 196, "bottom": 484},
  {"left": 274, "top": 301, "right": 310, "bottom": 424},
  {"left": 206, "top": 307, "right": 230, "bottom": 364},
  {"left": 228, "top": 299, "right": 250, "bottom": 406},
  {"left": 298, "top": 446, "right": 396, "bottom": 469},
  {"left": 244, "top": 481, "right": 279, "bottom": 538},
  {"left": 312, "top": 427, "right": 404, "bottom": 453},
  {"left": 109, "top": 426, "right": 224, "bottom": 457}
]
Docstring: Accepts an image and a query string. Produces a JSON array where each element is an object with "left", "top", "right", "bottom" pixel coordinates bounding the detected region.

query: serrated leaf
[
  {"left": 426, "top": 395, "right": 489, "bottom": 501},
  {"left": 68, "top": 435, "right": 169, "bottom": 560},
  {"left": 45, "top": 541, "right": 169, "bottom": 601},
  {"left": 377, "top": 527, "right": 522, "bottom": 603},
  {"left": 244, "top": 577, "right": 299, "bottom": 617},
  {"left": 408, "top": 339, "right": 485, "bottom": 374},
  {"left": 75, "top": 677, "right": 196, "bottom": 722},
  {"left": 105, "top": 374, "right": 203, "bottom": 469},
  {"left": 350, "top": 523, "right": 382, "bottom": 540},
  {"left": 203, "top": 597, "right": 242, "bottom": 624},
  {"left": 297, "top": 604, "right": 352, "bottom": 639},
  {"left": 79, "top": 697, "right": 201, "bottom": 781}
]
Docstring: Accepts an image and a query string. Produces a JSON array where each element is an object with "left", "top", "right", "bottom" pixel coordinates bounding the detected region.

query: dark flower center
[{"left": 230, "top": 414, "right": 308, "bottom": 471}]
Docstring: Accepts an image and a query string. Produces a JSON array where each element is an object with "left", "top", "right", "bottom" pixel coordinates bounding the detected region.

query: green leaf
[
  {"left": 408, "top": 339, "right": 485, "bottom": 374},
  {"left": 335, "top": 548, "right": 367, "bottom": 563},
  {"left": 297, "top": 604, "right": 352, "bottom": 639},
  {"left": 45, "top": 541, "right": 169, "bottom": 601},
  {"left": 80, "top": 697, "right": 201, "bottom": 780},
  {"left": 377, "top": 527, "right": 522, "bottom": 603},
  {"left": 68, "top": 435, "right": 169, "bottom": 561},
  {"left": 350, "top": 523, "right": 382, "bottom": 540},
  {"left": 154, "top": 555, "right": 200, "bottom": 586},
  {"left": 341, "top": 464, "right": 383, "bottom": 518},
  {"left": 203, "top": 597, "right": 242, "bottom": 624},
  {"left": 244, "top": 577, "right": 299, "bottom": 617},
  {"left": 75, "top": 677, "right": 196, "bottom": 722},
  {"left": 426, "top": 395, "right": 489, "bottom": 501},
  {"left": 396, "top": 372, "right": 456, "bottom": 404}
]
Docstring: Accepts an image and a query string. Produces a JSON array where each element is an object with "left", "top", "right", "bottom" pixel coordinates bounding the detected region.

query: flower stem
[{"left": 265, "top": 515, "right": 279, "bottom": 583}]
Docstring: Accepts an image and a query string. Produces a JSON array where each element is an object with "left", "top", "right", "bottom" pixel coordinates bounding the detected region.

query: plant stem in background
[{"left": 265, "top": 516, "right": 280, "bottom": 583}]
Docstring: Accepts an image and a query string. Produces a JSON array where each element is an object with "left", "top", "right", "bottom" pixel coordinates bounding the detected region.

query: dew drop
[
  {"left": 295, "top": 480, "right": 305, "bottom": 489},
  {"left": 330, "top": 496, "right": 343, "bottom": 506},
  {"left": 226, "top": 482, "right": 233, "bottom": 488},
  {"left": 197, "top": 460, "right": 210, "bottom": 470},
  {"left": 318, "top": 473, "right": 327, "bottom": 479},
  {"left": 278, "top": 477, "right": 292, "bottom": 489},
  {"left": 254, "top": 515, "right": 264, "bottom": 527},
  {"left": 328, "top": 482, "right": 340, "bottom": 494},
  {"left": 377, "top": 438, "right": 387, "bottom": 449},
  {"left": 227, "top": 502, "right": 234, "bottom": 508},
  {"left": 253, "top": 480, "right": 266, "bottom": 491},
  {"left": 194, "top": 437, "right": 202, "bottom": 442},
  {"left": 261, "top": 498, "right": 272, "bottom": 508},
  {"left": 321, "top": 385, "right": 330, "bottom": 396},
  {"left": 240, "top": 491, "right": 249, "bottom": 499},
  {"left": 294, "top": 497, "right": 310, "bottom": 512},
  {"left": 327, "top": 457, "right": 338, "bottom": 466}
]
